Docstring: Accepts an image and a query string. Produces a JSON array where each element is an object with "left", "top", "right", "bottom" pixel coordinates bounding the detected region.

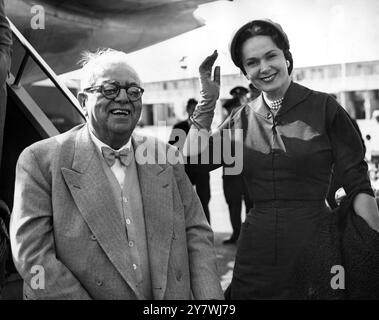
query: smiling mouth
[
  {"left": 260, "top": 74, "right": 276, "bottom": 82},
  {"left": 110, "top": 109, "right": 131, "bottom": 116}
]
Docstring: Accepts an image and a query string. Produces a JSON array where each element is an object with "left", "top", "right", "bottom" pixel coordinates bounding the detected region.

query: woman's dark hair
[{"left": 232, "top": 21, "right": 293, "bottom": 75}]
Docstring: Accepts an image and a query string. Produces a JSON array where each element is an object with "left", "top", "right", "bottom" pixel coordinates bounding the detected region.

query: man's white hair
[{"left": 78, "top": 48, "right": 141, "bottom": 90}]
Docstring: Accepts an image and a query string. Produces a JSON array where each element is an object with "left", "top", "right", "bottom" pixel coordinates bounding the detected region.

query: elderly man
[{"left": 10, "top": 49, "right": 223, "bottom": 300}]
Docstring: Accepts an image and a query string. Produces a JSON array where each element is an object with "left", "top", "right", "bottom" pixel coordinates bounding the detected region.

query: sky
[
  {"left": 124, "top": 0, "right": 379, "bottom": 83},
  {"left": 54, "top": 0, "right": 379, "bottom": 85}
]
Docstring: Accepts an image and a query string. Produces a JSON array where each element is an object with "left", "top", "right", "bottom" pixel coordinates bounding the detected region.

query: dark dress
[{"left": 208, "top": 82, "right": 373, "bottom": 299}]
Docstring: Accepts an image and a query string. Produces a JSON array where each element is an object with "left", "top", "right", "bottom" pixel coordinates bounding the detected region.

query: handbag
[{"left": 289, "top": 195, "right": 379, "bottom": 299}]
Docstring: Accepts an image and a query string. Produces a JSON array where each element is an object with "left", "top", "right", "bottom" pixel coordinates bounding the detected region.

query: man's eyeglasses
[{"left": 84, "top": 82, "right": 144, "bottom": 101}]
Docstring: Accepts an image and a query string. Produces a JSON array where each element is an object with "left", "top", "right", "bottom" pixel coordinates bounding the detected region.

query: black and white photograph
[{"left": 0, "top": 0, "right": 379, "bottom": 308}]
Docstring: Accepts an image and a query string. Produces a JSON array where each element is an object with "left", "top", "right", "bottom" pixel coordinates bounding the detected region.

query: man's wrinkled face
[{"left": 81, "top": 60, "right": 142, "bottom": 146}]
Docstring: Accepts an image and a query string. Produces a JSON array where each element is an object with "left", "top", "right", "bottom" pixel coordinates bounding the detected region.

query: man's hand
[{"left": 190, "top": 51, "right": 220, "bottom": 131}]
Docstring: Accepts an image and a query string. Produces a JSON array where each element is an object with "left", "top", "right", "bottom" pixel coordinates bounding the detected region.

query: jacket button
[
  {"left": 90, "top": 234, "right": 96, "bottom": 241},
  {"left": 96, "top": 280, "right": 103, "bottom": 286},
  {"left": 176, "top": 270, "right": 182, "bottom": 281}
]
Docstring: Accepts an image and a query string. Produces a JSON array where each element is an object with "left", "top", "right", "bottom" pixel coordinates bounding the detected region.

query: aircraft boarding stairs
[{"left": 0, "top": 18, "right": 85, "bottom": 299}]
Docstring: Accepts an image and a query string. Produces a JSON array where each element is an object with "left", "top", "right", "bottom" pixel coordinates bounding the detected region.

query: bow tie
[{"left": 101, "top": 146, "right": 132, "bottom": 167}]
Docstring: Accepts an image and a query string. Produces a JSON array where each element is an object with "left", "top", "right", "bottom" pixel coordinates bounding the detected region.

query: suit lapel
[
  {"left": 61, "top": 126, "right": 143, "bottom": 299},
  {"left": 133, "top": 135, "right": 174, "bottom": 300}
]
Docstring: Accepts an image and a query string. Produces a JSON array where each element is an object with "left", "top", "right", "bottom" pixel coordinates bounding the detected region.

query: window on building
[
  {"left": 327, "top": 65, "right": 341, "bottom": 78},
  {"left": 294, "top": 69, "right": 305, "bottom": 81}
]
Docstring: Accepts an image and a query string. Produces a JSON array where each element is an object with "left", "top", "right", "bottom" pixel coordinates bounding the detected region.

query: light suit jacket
[{"left": 10, "top": 124, "right": 223, "bottom": 300}]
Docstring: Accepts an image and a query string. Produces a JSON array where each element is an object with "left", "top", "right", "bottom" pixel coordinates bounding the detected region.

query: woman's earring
[{"left": 286, "top": 60, "right": 290, "bottom": 67}]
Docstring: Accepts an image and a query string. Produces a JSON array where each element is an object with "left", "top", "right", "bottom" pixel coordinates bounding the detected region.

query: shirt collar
[{"left": 88, "top": 126, "right": 132, "bottom": 154}]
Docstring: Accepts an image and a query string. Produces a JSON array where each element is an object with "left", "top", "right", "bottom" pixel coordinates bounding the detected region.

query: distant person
[
  {"left": 221, "top": 97, "right": 253, "bottom": 244},
  {"left": 373, "top": 110, "right": 379, "bottom": 123},
  {"left": 248, "top": 83, "right": 261, "bottom": 102},
  {"left": 0, "top": 0, "right": 12, "bottom": 298},
  {"left": 10, "top": 49, "right": 223, "bottom": 300},
  {"left": 229, "top": 86, "right": 249, "bottom": 105},
  {"left": 169, "top": 98, "right": 211, "bottom": 224}
]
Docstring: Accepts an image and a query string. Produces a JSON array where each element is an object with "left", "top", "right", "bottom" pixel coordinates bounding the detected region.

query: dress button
[
  {"left": 96, "top": 280, "right": 103, "bottom": 286},
  {"left": 123, "top": 197, "right": 128, "bottom": 203},
  {"left": 126, "top": 218, "right": 131, "bottom": 225},
  {"left": 90, "top": 234, "right": 96, "bottom": 241},
  {"left": 132, "top": 263, "right": 137, "bottom": 270},
  {"left": 128, "top": 240, "right": 134, "bottom": 247},
  {"left": 176, "top": 270, "right": 182, "bottom": 281}
]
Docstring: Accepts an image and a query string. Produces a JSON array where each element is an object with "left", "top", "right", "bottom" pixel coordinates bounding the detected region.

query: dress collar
[{"left": 250, "top": 82, "right": 312, "bottom": 117}]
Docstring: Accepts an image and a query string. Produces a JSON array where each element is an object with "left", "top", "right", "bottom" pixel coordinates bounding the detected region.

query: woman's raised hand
[
  {"left": 189, "top": 51, "right": 221, "bottom": 131},
  {"left": 199, "top": 50, "right": 221, "bottom": 104}
]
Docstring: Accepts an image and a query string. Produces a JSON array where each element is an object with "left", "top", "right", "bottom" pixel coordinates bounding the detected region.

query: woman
[{"left": 184, "top": 19, "right": 379, "bottom": 299}]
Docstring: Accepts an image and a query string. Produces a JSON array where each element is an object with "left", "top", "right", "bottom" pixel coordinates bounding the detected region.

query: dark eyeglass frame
[{"left": 83, "top": 81, "right": 144, "bottom": 101}]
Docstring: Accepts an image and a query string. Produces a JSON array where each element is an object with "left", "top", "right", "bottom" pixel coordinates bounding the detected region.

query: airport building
[
  {"left": 27, "top": 59, "right": 379, "bottom": 138},
  {"left": 139, "top": 60, "right": 379, "bottom": 127}
]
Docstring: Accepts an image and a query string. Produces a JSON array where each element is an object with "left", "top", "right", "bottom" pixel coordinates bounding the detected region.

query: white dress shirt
[{"left": 88, "top": 128, "right": 132, "bottom": 188}]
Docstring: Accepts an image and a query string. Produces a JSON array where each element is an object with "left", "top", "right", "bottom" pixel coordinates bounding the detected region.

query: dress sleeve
[
  {"left": 191, "top": 107, "right": 240, "bottom": 173},
  {"left": 327, "top": 97, "right": 374, "bottom": 197}
]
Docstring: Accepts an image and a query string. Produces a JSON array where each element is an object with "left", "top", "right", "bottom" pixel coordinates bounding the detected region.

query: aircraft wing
[{"left": 5, "top": 0, "right": 226, "bottom": 82}]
